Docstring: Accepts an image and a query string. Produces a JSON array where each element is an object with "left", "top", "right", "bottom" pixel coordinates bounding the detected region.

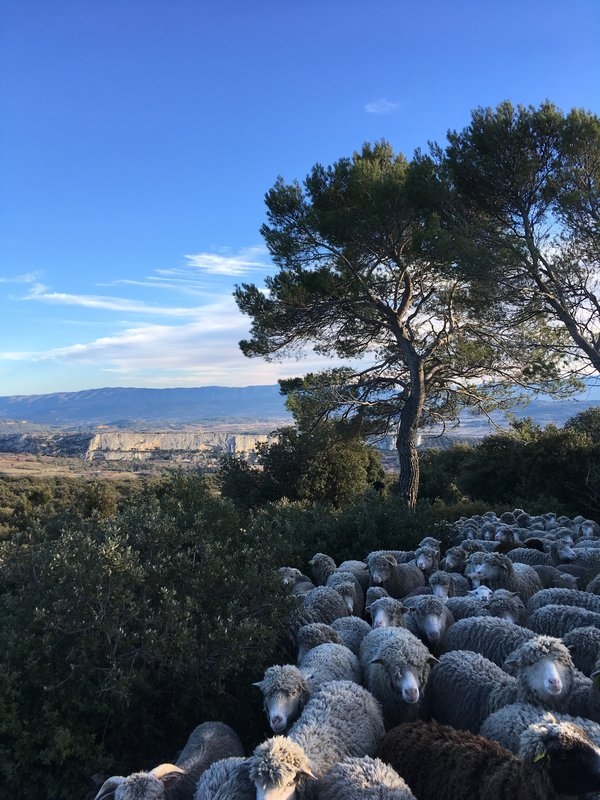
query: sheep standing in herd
[
  {"left": 376, "top": 718, "right": 600, "bottom": 800},
  {"left": 94, "top": 505, "right": 600, "bottom": 800}
]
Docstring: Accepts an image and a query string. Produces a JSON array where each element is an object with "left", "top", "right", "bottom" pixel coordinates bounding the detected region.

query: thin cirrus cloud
[
  {"left": 364, "top": 97, "right": 399, "bottom": 114},
  {"left": 184, "top": 246, "right": 270, "bottom": 276}
]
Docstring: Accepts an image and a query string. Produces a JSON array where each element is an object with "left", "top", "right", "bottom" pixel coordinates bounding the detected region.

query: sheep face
[
  {"left": 368, "top": 555, "right": 396, "bottom": 587},
  {"left": 95, "top": 765, "right": 184, "bottom": 800},
  {"left": 249, "top": 738, "right": 314, "bottom": 800},
  {"left": 467, "top": 586, "right": 492, "bottom": 604},
  {"left": 504, "top": 638, "right": 575, "bottom": 706},
  {"left": 372, "top": 659, "right": 421, "bottom": 704},
  {"left": 415, "top": 548, "right": 437, "bottom": 573},
  {"left": 420, "top": 612, "right": 444, "bottom": 646},
  {"left": 254, "top": 666, "right": 309, "bottom": 734}
]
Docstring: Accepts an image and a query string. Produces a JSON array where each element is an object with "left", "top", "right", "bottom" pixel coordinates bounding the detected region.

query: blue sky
[{"left": 1, "top": 0, "right": 599, "bottom": 397}]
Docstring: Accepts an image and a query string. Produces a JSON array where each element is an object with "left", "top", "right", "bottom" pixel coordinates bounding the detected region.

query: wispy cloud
[
  {"left": 184, "top": 246, "right": 269, "bottom": 276},
  {"left": 365, "top": 97, "right": 399, "bottom": 115},
  {"left": 0, "top": 271, "right": 41, "bottom": 284}
]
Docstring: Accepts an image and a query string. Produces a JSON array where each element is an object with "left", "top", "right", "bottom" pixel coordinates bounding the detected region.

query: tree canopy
[
  {"left": 432, "top": 100, "right": 600, "bottom": 374},
  {"left": 235, "top": 140, "right": 573, "bottom": 506}
]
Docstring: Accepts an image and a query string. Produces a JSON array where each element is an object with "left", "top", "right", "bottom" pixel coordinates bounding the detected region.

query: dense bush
[
  {"left": 0, "top": 472, "right": 296, "bottom": 800},
  {"left": 219, "top": 422, "right": 385, "bottom": 509}
]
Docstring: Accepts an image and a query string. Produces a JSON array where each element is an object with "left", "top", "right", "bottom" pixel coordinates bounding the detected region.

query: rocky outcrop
[{"left": 0, "top": 431, "right": 273, "bottom": 462}]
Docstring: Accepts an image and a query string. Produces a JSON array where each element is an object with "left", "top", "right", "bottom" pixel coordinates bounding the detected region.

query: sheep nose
[
  {"left": 371, "top": 575, "right": 382, "bottom": 585},
  {"left": 270, "top": 715, "right": 286, "bottom": 732},
  {"left": 402, "top": 687, "right": 419, "bottom": 704}
]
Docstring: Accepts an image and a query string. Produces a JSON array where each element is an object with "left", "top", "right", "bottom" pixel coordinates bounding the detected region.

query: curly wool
[
  {"left": 330, "top": 615, "right": 372, "bottom": 656},
  {"left": 480, "top": 704, "right": 600, "bottom": 753},
  {"left": 317, "top": 756, "right": 416, "bottom": 800},
  {"left": 193, "top": 757, "right": 255, "bottom": 800},
  {"left": 441, "top": 616, "right": 535, "bottom": 667},
  {"left": 528, "top": 603, "right": 600, "bottom": 638},
  {"left": 248, "top": 737, "right": 314, "bottom": 791}
]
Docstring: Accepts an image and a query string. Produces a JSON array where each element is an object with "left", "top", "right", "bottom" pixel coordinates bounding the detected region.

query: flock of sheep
[{"left": 93, "top": 509, "right": 600, "bottom": 800}]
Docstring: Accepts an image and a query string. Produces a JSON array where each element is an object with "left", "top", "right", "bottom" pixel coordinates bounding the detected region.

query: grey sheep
[
  {"left": 253, "top": 664, "right": 311, "bottom": 733},
  {"left": 295, "top": 622, "right": 342, "bottom": 662},
  {"left": 359, "top": 625, "right": 438, "bottom": 728},
  {"left": 247, "top": 680, "right": 385, "bottom": 800},
  {"left": 425, "top": 636, "right": 578, "bottom": 734},
  {"left": 301, "top": 585, "right": 348, "bottom": 625},
  {"left": 444, "top": 594, "right": 487, "bottom": 620},
  {"left": 325, "top": 570, "right": 365, "bottom": 617},
  {"left": 563, "top": 625, "right": 600, "bottom": 676},
  {"left": 439, "top": 546, "right": 468, "bottom": 573},
  {"left": 480, "top": 703, "right": 600, "bottom": 753},
  {"left": 317, "top": 756, "right": 417, "bottom": 800},
  {"left": 337, "top": 558, "right": 371, "bottom": 592},
  {"left": 485, "top": 588, "right": 527, "bottom": 625},
  {"left": 571, "top": 546, "right": 600, "bottom": 582},
  {"left": 565, "top": 658, "right": 600, "bottom": 721},
  {"left": 193, "top": 757, "right": 255, "bottom": 800},
  {"left": 366, "top": 553, "right": 425, "bottom": 599},
  {"left": 527, "top": 586, "right": 600, "bottom": 615},
  {"left": 506, "top": 537, "right": 577, "bottom": 567},
  {"left": 428, "top": 569, "right": 470, "bottom": 599},
  {"left": 402, "top": 595, "right": 455, "bottom": 655},
  {"left": 587, "top": 573, "right": 600, "bottom": 594},
  {"left": 95, "top": 721, "right": 244, "bottom": 800},
  {"left": 277, "top": 567, "right": 315, "bottom": 596},
  {"left": 367, "top": 596, "right": 409, "bottom": 629},
  {"left": 297, "top": 641, "right": 362, "bottom": 691},
  {"left": 474, "top": 552, "right": 543, "bottom": 602},
  {"left": 376, "top": 717, "right": 600, "bottom": 800},
  {"left": 414, "top": 545, "right": 440, "bottom": 577},
  {"left": 531, "top": 564, "right": 579, "bottom": 589},
  {"left": 528, "top": 602, "right": 600, "bottom": 638},
  {"left": 330, "top": 615, "right": 372, "bottom": 656},
  {"left": 365, "top": 585, "right": 390, "bottom": 607},
  {"left": 441, "top": 615, "right": 535, "bottom": 667},
  {"left": 308, "top": 552, "right": 336, "bottom": 585}
]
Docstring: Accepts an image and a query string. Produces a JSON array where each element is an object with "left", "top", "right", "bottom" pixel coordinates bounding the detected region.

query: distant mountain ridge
[
  {"left": 0, "top": 386, "right": 292, "bottom": 427},
  {"left": 0, "top": 380, "right": 598, "bottom": 430}
]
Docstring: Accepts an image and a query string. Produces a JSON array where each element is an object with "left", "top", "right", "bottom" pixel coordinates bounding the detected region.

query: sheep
[
  {"left": 428, "top": 569, "right": 470, "bottom": 599},
  {"left": 468, "top": 585, "right": 493, "bottom": 603},
  {"left": 365, "top": 585, "right": 389, "bottom": 607},
  {"left": 325, "top": 570, "right": 365, "bottom": 617},
  {"left": 95, "top": 721, "right": 244, "bottom": 800},
  {"left": 359, "top": 626, "right": 438, "bottom": 728},
  {"left": 562, "top": 625, "right": 600, "bottom": 676},
  {"left": 193, "top": 757, "right": 255, "bottom": 800},
  {"left": 297, "top": 642, "right": 362, "bottom": 690},
  {"left": 424, "top": 636, "right": 578, "bottom": 734},
  {"left": 507, "top": 537, "right": 577, "bottom": 567},
  {"left": 417, "top": 536, "right": 442, "bottom": 550},
  {"left": 474, "top": 552, "right": 543, "bottom": 602},
  {"left": 367, "top": 596, "right": 409, "bottom": 629},
  {"left": 301, "top": 585, "right": 348, "bottom": 625},
  {"left": 571, "top": 546, "right": 600, "bottom": 582},
  {"left": 528, "top": 603, "right": 600, "bottom": 638},
  {"left": 401, "top": 595, "right": 455, "bottom": 655},
  {"left": 366, "top": 553, "right": 425, "bottom": 599},
  {"left": 444, "top": 594, "right": 487, "bottom": 620},
  {"left": 277, "top": 567, "right": 315, "bottom": 596},
  {"left": 247, "top": 680, "right": 385, "bottom": 799},
  {"left": 316, "top": 755, "right": 417, "bottom": 800},
  {"left": 308, "top": 552, "right": 336, "bottom": 586},
  {"left": 587, "top": 573, "right": 600, "bottom": 594},
  {"left": 485, "top": 588, "right": 527, "bottom": 625},
  {"left": 414, "top": 545, "right": 440, "bottom": 577},
  {"left": 337, "top": 559, "right": 371, "bottom": 592},
  {"left": 295, "top": 623, "right": 342, "bottom": 662},
  {"left": 376, "top": 718, "right": 600, "bottom": 800},
  {"left": 531, "top": 563, "right": 579, "bottom": 589},
  {"left": 464, "top": 551, "right": 488, "bottom": 588},
  {"left": 565, "top": 659, "right": 600, "bottom": 721},
  {"left": 253, "top": 664, "right": 311, "bottom": 734},
  {"left": 330, "top": 615, "right": 372, "bottom": 656},
  {"left": 439, "top": 546, "right": 468, "bottom": 573},
  {"left": 480, "top": 704, "right": 600, "bottom": 753},
  {"left": 526, "top": 586, "right": 600, "bottom": 616},
  {"left": 441, "top": 616, "right": 535, "bottom": 667}
]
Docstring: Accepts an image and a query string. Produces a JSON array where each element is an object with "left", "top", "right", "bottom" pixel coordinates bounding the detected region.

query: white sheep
[
  {"left": 359, "top": 626, "right": 438, "bottom": 728},
  {"left": 247, "top": 679, "right": 385, "bottom": 799},
  {"left": 425, "top": 636, "right": 578, "bottom": 734}
]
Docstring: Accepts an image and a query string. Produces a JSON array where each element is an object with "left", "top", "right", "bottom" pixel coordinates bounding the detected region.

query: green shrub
[{"left": 0, "top": 472, "right": 295, "bottom": 800}]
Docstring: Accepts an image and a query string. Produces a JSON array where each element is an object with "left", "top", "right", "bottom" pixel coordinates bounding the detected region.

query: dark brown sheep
[{"left": 376, "top": 718, "right": 600, "bottom": 800}]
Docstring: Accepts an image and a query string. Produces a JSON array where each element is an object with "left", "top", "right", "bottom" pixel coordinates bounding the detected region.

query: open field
[{"left": 0, "top": 452, "right": 148, "bottom": 480}]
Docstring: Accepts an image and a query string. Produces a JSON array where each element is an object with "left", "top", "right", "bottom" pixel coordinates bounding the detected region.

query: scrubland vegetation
[{"left": 0, "top": 408, "right": 597, "bottom": 799}]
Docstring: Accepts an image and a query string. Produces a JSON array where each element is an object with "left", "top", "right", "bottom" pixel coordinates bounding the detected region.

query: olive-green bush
[{"left": 0, "top": 472, "right": 296, "bottom": 800}]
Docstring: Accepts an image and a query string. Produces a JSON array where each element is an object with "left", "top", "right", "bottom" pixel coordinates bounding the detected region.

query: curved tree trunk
[{"left": 396, "top": 360, "right": 426, "bottom": 509}]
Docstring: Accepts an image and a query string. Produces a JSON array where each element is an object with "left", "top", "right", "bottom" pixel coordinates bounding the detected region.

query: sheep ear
[
  {"left": 253, "top": 680, "right": 265, "bottom": 690},
  {"left": 532, "top": 747, "right": 547, "bottom": 763},
  {"left": 94, "top": 776, "right": 125, "bottom": 800},
  {"left": 371, "top": 657, "right": 385, "bottom": 666},
  {"left": 427, "top": 655, "right": 440, "bottom": 667}
]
